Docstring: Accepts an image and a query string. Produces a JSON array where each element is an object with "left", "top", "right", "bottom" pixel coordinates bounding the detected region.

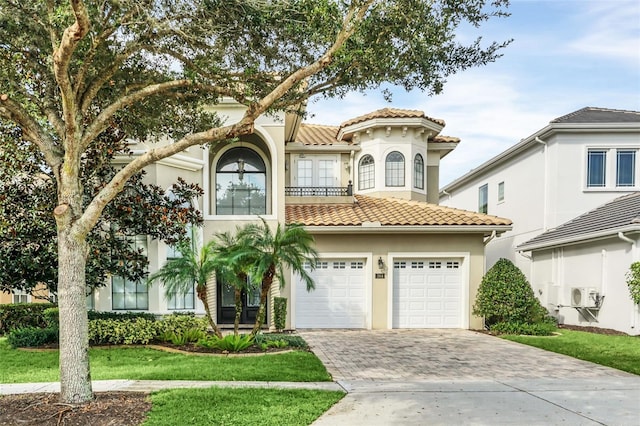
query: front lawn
[
  {"left": 144, "top": 387, "right": 344, "bottom": 426},
  {"left": 502, "top": 329, "right": 640, "bottom": 375},
  {"left": 0, "top": 338, "right": 331, "bottom": 383}
]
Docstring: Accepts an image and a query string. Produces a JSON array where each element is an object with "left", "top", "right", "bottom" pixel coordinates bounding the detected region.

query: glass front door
[{"left": 216, "top": 278, "right": 262, "bottom": 324}]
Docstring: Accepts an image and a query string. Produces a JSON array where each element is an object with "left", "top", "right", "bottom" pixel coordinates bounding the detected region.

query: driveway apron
[{"left": 299, "top": 329, "right": 640, "bottom": 425}]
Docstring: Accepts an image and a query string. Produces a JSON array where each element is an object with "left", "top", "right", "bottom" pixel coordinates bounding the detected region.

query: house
[
  {"left": 516, "top": 193, "right": 640, "bottom": 335},
  {"left": 82, "top": 102, "right": 512, "bottom": 330},
  {"left": 439, "top": 107, "right": 640, "bottom": 334}
]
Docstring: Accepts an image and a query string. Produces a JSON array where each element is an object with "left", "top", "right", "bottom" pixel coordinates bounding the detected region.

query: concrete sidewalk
[{"left": 0, "top": 380, "right": 345, "bottom": 395}]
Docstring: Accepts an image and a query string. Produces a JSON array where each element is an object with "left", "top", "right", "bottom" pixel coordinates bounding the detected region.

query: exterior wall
[
  {"left": 530, "top": 237, "right": 640, "bottom": 335},
  {"left": 0, "top": 284, "right": 51, "bottom": 305},
  {"left": 281, "top": 232, "right": 486, "bottom": 330},
  {"left": 441, "top": 130, "right": 640, "bottom": 278}
]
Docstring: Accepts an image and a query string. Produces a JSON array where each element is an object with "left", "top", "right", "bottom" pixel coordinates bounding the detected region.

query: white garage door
[
  {"left": 393, "top": 258, "right": 463, "bottom": 328},
  {"left": 295, "top": 259, "right": 367, "bottom": 328}
]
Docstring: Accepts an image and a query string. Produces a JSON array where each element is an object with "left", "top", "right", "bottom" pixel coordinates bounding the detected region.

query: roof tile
[
  {"left": 286, "top": 195, "right": 512, "bottom": 227},
  {"left": 339, "top": 108, "right": 445, "bottom": 128},
  {"left": 296, "top": 124, "right": 341, "bottom": 145}
]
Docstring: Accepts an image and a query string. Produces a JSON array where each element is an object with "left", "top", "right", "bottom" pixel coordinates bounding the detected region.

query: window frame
[
  {"left": 413, "top": 154, "right": 424, "bottom": 190},
  {"left": 358, "top": 154, "right": 375, "bottom": 190},
  {"left": 478, "top": 184, "right": 488, "bottom": 214},
  {"left": 497, "top": 181, "right": 505, "bottom": 203},
  {"left": 385, "top": 151, "right": 405, "bottom": 187},
  {"left": 215, "top": 147, "right": 267, "bottom": 215},
  {"left": 586, "top": 149, "right": 607, "bottom": 188},
  {"left": 616, "top": 149, "right": 636, "bottom": 187},
  {"left": 111, "top": 235, "right": 149, "bottom": 311}
]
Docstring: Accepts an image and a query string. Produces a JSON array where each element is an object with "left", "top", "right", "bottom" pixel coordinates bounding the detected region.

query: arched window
[
  {"left": 358, "top": 155, "right": 375, "bottom": 190},
  {"left": 385, "top": 151, "right": 405, "bottom": 187},
  {"left": 216, "top": 147, "right": 266, "bottom": 215},
  {"left": 414, "top": 154, "right": 424, "bottom": 189}
]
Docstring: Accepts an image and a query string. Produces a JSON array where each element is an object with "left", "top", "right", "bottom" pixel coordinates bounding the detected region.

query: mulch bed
[
  {"left": 557, "top": 324, "right": 631, "bottom": 336},
  {"left": 0, "top": 392, "right": 151, "bottom": 426}
]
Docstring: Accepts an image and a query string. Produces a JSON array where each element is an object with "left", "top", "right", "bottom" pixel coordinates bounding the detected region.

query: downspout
[
  {"left": 483, "top": 230, "right": 497, "bottom": 246},
  {"left": 535, "top": 137, "right": 548, "bottom": 230}
]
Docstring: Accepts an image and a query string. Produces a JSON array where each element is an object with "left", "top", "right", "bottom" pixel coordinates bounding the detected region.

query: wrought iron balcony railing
[{"left": 285, "top": 182, "right": 353, "bottom": 197}]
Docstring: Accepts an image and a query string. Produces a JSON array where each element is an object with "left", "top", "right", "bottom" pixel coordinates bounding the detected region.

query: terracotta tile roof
[
  {"left": 286, "top": 195, "right": 512, "bottom": 227},
  {"left": 517, "top": 192, "right": 640, "bottom": 251},
  {"left": 339, "top": 108, "right": 446, "bottom": 128},
  {"left": 551, "top": 107, "right": 640, "bottom": 124},
  {"left": 296, "top": 124, "right": 341, "bottom": 145},
  {"left": 432, "top": 135, "right": 460, "bottom": 143}
]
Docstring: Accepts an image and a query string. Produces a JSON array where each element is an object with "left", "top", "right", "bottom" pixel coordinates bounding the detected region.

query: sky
[{"left": 304, "top": 0, "right": 640, "bottom": 187}]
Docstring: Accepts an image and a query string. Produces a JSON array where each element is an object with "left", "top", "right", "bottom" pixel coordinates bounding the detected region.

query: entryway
[{"left": 216, "top": 279, "right": 261, "bottom": 324}]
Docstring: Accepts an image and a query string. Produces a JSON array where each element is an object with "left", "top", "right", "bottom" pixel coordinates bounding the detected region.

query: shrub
[
  {"left": 625, "top": 262, "right": 640, "bottom": 305},
  {"left": 7, "top": 326, "right": 58, "bottom": 348},
  {"left": 43, "top": 307, "right": 59, "bottom": 329},
  {"left": 88, "top": 317, "right": 157, "bottom": 345},
  {"left": 197, "top": 334, "right": 254, "bottom": 352},
  {"left": 0, "top": 303, "right": 56, "bottom": 335},
  {"left": 490, "top": 320, "right": 557, "bottom": 336},
  {"left": 159, "top": 328, "right": 207, "bottom": 345},
  {"left": 155, "top": 313, "right": 208, "bottom": 337},
  {"left": 254, "top": 333, "right": 307, "bottom": 349},
  {"left": 88, "top": 310, "right": 156, "bottom": 321},
  {"left": 473, "top": 258, "right": 550, "bottom": 328},
  {"left": 273, "top": 297, "right": 287, "bottom": 331}
]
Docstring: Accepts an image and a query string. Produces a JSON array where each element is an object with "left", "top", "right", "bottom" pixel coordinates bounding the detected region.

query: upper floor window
[
  {"left": 478, "top": 184, "right": 488, "bottom": 214},
  {"left": 498, "top": 181, "right": 505, "bottom": 202},
  {"left": 216, "top": 147, "right": 266, "bottom": 215},
  {"left": 414, "top": 154, "right": 424, "bottom": 189},
  {"left": 385, "top": 151, "right": 405, "bottom": 187},
  {"left": 295, "top": 155, "right": 337, "bottom": 187},
  {"left": 617, "top": 150, "right": 636, "bottom": 187},
  {"left": 358, "top": 155, "right": 375, "bottom": 190},
  {"left": 12, "top": 289, "right": 29, "bottom": 304},
  {"left": 587, "top": 150, "right": 606, "bottom": 187}
]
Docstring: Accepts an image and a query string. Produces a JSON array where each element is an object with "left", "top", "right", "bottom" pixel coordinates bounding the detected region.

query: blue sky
[{"left": 305, "top": 0, "right": 640, "bottom": 186}]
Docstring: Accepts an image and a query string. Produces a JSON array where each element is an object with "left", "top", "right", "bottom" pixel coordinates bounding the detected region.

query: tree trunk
[
  {"left": 250, "top": 266, "right": 274, "bottom": 337},
  {"left": 197, "top": 286, "right": 223, "bottom": 338},
  {"left": 234, "top": 288, "right": 242, "bottom": 336},
  {"left": 57, "top": 226, "right": 93, "bottom": 404}
]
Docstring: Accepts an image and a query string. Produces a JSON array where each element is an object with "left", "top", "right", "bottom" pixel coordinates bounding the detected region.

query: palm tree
[
  {"left": 234, "top": 218, "right": 318, "bottom": 336},
  {"left": 210, "top": 231, "right": 256, "bottom": 336},
  {"left": 147, "top": 229, "right": 223, "bottom": 338}
]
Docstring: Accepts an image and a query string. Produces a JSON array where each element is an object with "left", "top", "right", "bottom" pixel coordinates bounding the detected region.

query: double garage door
[{"left": 295, "top": 257, "right": 463, "bottom": 329}]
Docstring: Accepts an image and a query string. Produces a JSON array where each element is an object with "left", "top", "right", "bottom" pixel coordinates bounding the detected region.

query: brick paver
[{"left": 298, "top": 329, "right": 633, "bottom": 382}]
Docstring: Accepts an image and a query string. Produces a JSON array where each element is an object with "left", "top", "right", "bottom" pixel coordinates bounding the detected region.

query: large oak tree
[{"left": 0, "top": 0, "right": 510, "bottom": 403}]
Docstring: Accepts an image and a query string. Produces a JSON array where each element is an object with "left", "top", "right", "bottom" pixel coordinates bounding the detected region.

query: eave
[
  {"left": 516, "top": 224, "right": 640, "bottom": 252},
  {"left": 301, "top": 224, "right": 512, "bottom": 237}
]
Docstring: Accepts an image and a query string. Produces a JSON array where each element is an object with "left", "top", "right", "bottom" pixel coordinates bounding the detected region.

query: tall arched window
[
  {"left": 385, "top": 151, "right": 405, "bottom": 187},
  {"left": 358, "top": 155, "right": 375, "bottom": 190},
  {"left": 414, "top": 154, "right": 424, "bottom": 189},
  {"left": 216, "top": 147, "right": 266, "bottom": 215}
]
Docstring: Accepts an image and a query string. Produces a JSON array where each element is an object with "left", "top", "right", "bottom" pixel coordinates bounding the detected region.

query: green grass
[
  {"left": 503, "top": 329, "right": 640, "bottom": 375},
  {"left": 143, "top": 387, "right": 345, "bottom": 426},
  {"left": 0, "top": 338, "right": 331, "bottom": 383}
]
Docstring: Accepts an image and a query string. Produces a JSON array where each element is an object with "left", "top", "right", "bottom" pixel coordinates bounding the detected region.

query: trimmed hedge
[
  {"left": 7, "top": 326, "right": 59, "bottom": 348},
  {"left": 88, "top": 310, "right": 156, "bottom": 321},
  {"left": 89, "top": 317, "right": 157, "bottom": 345},
  {"left": 274, "top": 297, "right": 287, "bottom": 331},
  {"left": 0, "top": 303, "right": 56, "bottom": 335}
]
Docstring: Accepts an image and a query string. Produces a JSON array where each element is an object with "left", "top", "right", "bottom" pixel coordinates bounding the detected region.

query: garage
[
  {"left": 392, "top": 258, "right": 463, "bottom": 328},
  {"left": 295, "top": 258, "right": 368, "bottom": 328}
]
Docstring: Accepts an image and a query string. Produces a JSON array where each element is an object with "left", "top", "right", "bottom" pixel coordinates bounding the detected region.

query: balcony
[{"left": 285, "top": 182, "right": 353, "bottom": 204}]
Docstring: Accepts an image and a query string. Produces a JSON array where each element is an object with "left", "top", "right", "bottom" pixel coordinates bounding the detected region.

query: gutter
[
  {"left": 517, "top": 225, "right": 640, "bottom": 252},
  {"left": 302, "top": 225, "right": 512, "bottom": 235},
  {"left": 618, "top": 232, "right": 638, "bottom": 261}
]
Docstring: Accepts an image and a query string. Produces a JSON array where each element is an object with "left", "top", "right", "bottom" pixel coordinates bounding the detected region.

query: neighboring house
[
  {"left": 86, "top": 103, "right": 510, "bottom": 330},
  {"left": 516, "top": 193, "right": 640, "bottom": 335},
  {"left": 439, "top": 107, "right": 640, "bottom": 334}
]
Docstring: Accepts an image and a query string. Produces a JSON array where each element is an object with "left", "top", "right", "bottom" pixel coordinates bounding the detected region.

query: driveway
[{"left": 299, "top": 329, "right": 640, "bottom": 425}]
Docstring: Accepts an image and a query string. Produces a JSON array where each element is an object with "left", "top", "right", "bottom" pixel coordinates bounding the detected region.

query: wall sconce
[
  {"left": 378, "top": 257, "right": 385, "bottom": 270},
  {"left": 236, "top": 158, "right": 245, "bottom": 180}
]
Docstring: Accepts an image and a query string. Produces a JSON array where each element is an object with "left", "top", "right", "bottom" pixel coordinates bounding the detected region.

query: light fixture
[
  {"left": 236, "top": 158, "right": 245, "bottom": 180},
  {"left": 378, "top": 257, "right": 385, "bottom": 270}
]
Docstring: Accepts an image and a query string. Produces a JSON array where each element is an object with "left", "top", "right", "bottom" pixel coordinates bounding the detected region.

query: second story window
[
  {"left": 216, "top": 147, "right": 266, "bottom": 215},
  {"left": 498, "top": 181, "right": 505, "bottom": 202},
  {"left": 414, "top": 154, "right": 424, "bottom": 189},
  {"left": 385, "top": 151, "right": 405, "bottom": 187},
  {"left": 587, "top": 149, "right": 607, "bottom": 187},
  {"left": 616, "top": 150, "right": 636, "bottom": 187},
  {"left": 478, "top": 184, "right": 488, "bottom": 214},
  {"left": 358, "top": 155, "right": 375, "bottom": 190}
]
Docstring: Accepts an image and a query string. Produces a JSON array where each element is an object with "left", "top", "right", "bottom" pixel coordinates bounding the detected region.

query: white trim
[
  {"left": 291, "top": 252, "right": 372, "bottom": 329},
  {"left": 113, "top": 152, "right": 205, "bottom": 171},
  {"left": 386, "top": 252, "right": 470, "bottom": 329},
  {"left": 304, "top": 225, "right": 512, "bottom": 234}
]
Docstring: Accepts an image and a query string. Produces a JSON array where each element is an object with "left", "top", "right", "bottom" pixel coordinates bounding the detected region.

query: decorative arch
[
  {"left": 414, "top": 153, "right": 424, "bottom": 189},
  {"left": 215, "top": 146, "right": 267, "bottom": 215}
]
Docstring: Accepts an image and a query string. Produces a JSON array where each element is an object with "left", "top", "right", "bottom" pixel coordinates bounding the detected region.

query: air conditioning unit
[{"left": 570, "top": 287, "right": 600, "bottom": 308}]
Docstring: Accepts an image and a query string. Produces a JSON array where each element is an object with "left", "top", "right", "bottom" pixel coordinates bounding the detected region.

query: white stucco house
[
  {"left": 439, "top": 107, "right": 640, "bottom": 334},
  {"left": 76, "top": 104, "right": 511, "bottom": 331}
]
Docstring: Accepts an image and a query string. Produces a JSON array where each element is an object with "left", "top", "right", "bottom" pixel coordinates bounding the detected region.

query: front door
[{"left": 216, "top": 279, "right": 262, "bottom": 324}]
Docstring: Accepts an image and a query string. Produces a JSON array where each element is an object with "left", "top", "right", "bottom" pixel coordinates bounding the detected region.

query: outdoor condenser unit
[{"left": 570, "top": 287, "right": 599, "bottom": 308}]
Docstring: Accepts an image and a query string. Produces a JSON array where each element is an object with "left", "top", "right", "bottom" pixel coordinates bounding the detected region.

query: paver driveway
[
  {"left": 300, "top": 329, "right": 631, "bottom": 381},
  {"left": 299, "top": 329, "right": 640, "bottom": 425}
]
